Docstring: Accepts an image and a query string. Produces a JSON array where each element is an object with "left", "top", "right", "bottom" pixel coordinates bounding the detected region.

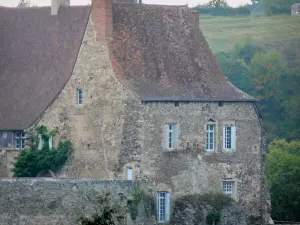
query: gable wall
[{"left": 36, "top": 14, "right": 140, "bottom": 179}]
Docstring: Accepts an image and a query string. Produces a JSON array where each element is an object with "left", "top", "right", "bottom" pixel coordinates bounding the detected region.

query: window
[
  {"left": 222, "top": 181, "right": 235, "bottom": 197},
  {"left": 223, "top": 125, "right": 236, "bottom": 150},
  {"left": 0, "top": 131, "right": 13, "bottom": 148},
  {"left": 14, "top": 131, "right": 26, "bottom": 150},
  {"left": 157, "top": 192, "right": 170, "bottom": 223},
  {"left": 164, "top": 124, "right": 178, "bottom": 150},
  {"left": 77, "top": 88, "right": 83, "bottom": 104},
  {"left": 38, "top": 134, "right": 53, "bottom": 150},
  {"left": 127, "top": 167, "right": 133, "bottom": 181},
  {"left": 206, "top": 124, "right": 215, "bottom": 151}
]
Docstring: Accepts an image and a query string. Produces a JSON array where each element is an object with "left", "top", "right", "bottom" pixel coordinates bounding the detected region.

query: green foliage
[
  {"left": 128, "top": 186, "right": 154, "bottom": 220},
  {"left": 254, "top": 0, "right": 299, "bottom": 15},
  {"left": 266, "top": 140, "right": 300, "bottom": 221},
  {"left": 12, "top": 126, "right": 72, "bottom": 177},
  {"left": 172, "top": 193, "right": 233, "bottom": 224},
  {"left": 192, "top": 5, "right": 250, "bottom": 16},
  {"left": 206, "top": 209, "right": 220, "bottom": 225},
  {"left": 78, "top": 190, "right": 125, "bottom": 225},
  {"left": 207, "top": 0, "right": 229, "bottom": 9}
]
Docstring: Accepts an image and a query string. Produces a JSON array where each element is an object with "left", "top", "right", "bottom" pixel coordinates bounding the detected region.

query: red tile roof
[
  {"left": 110, "top": 4, "right": 256, "bottom": 102},
  {"left": 0, "top": 6, "right": 90, "bottom": 130}
]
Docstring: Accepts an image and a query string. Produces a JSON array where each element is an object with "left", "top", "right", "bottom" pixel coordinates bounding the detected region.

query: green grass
[{"left": 200, "top": 15, "right": 300, "bottom": 53}]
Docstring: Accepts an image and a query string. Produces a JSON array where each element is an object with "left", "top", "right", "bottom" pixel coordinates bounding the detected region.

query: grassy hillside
[{"left": 200, "top": 15, "right": 300, "bottom": 54}]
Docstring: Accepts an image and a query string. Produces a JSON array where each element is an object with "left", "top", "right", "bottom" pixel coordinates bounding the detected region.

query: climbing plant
[
  {"left": 77, "top": 189, "right": 126, "bottom": 225},
  {"left": 12, "top": 125, "right": 72, "bottom": 177},
  {"left": 127, "top": 186, "right": 155, "bottom": 220}
]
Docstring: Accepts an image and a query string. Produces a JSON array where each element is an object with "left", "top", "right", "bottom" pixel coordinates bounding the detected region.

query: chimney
[
  {"left": 191, "top": 10, "right": 200, "bottom": 28},
  {"left": 51, "top": 0, "right": 70, "bottom": 15}
]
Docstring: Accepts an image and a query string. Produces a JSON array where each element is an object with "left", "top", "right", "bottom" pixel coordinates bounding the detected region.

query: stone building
[
  {"left": 0, "top": 0, "right": 268, "bottom": 223},
  {"left": 291, "top": 3, "right": 300, "bottom": 15}
]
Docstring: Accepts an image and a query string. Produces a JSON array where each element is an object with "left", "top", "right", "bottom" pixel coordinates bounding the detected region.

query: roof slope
[
  {"left": 111, "top": 4, "right": 255, "bottom": 102},
  {"left": 0, "top": 6, "right": 90, "bottom": 130}
]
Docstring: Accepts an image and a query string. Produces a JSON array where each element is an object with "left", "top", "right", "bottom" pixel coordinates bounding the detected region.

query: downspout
[{"left": 253, "top": 103, "right": 264, "bottom": 225}]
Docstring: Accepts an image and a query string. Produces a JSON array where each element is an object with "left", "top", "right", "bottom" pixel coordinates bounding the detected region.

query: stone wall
[
  {"left": 0, "top": 179, "right": 146, "bottom": 225},
  {"left": 135, "top": 101, "right": 264, "bottom": 222},
  {"left": 36, "top": 14, "right": 140, "bottom": 179},
  {"left": 0, "top": 150, "right": 20, "bottom": 178}
]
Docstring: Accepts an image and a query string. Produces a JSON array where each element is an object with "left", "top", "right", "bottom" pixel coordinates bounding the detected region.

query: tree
[
  {"left": 266, "top": 140, "right": 300, "bottom": 221},
  {"left": 207, "top": 0, "right": 229, "bottom": 9}
]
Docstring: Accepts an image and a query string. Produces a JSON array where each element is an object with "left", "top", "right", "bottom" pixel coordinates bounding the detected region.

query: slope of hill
[{"left": 200, "top": 15, "right": 300, "bottom": 54}]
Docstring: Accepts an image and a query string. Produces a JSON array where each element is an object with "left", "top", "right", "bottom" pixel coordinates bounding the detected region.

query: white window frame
[
  {"left": 223, "top": 125, "right": 236, "bottom": 150},
  {"left": 157, "top": 192, "right": 170, "bottom": 223},
  {"left": 164, "top": 124, "right": 178, "bottom": 150},
  {"left": 77, "top": 88, "right": 83, "bottom": 105},
  {"left": 206, "top": 124, "right": 215, "bottom": 151},
  {"left": 127, "top": 167, "right": 133, "bottom": 181},
  {"left": 222, "top": 180, "right": 235, "bottom": 197},
  {"left": 38, "top": 134, "right": 53, "bottom": 150},
  {"left": 14, "top": 131, "right": 26, "bottom": 150}
]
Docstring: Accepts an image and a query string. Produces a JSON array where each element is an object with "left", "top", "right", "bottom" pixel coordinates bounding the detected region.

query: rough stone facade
[
  {"left": 0, "top": 179, "right": 149, "bottom": 225},
  {"left": 0, "top": 3, "right": 268, "bottom": 224},
  {"left": 291, "top": 3, "right": 300, "bottom": 15}
]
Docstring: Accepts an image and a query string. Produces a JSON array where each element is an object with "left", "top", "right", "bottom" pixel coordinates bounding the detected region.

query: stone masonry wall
[
  {"left": 135, "top": 101, "right": 264, "bottom": 222},
  {"left": 0, "top": 179, "right": 144, "bottom": 225},
  {"left": 291, "top": 3, "right": 300, "bottom": 15},
  {"left": 36, "top": 14, "right": 140, "bottom": 179}
]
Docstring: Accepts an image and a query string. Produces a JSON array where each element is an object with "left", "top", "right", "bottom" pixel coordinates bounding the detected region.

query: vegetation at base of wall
[
  {"left": 12, "top": 126, "right": 72, "bottom": 177},
  {"left": 77, "top": 189, "right": 125, "bottom": 225},
  {"left": 128, "top": 186, "right": 155, "bottom": 220},
  {"left": 171, "top": 193, "right": 233, "bottom": 224},
  {"left": 266, "top": 140, "right": 300, "bottom": 221}
]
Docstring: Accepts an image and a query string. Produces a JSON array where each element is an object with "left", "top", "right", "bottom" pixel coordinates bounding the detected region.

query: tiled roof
[
  {"left": 0, "top": 6, "right": 90, "bottom": 129},
  {"left": 110, "top": 4, "right": 256, "bottom": 102}
]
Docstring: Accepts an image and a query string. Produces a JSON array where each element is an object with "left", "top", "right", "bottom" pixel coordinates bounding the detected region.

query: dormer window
[{"left": 77, "top": 88, "right": 83, "bottom": 105}]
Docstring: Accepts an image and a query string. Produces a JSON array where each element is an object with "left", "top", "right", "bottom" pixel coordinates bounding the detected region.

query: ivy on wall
[{"left": 12, "top": 125, "right": 73, "bottom": 177}]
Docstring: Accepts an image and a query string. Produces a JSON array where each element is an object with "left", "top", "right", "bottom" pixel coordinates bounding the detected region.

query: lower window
[
  {"left": 222, "top": 180, "right": 235, "bottom": 197},
  {"left": 14, "top": 131, "right": 26, "bottom": 150},
  {"left": 157, "top": 191, "right": 170, "bottom": 223}
]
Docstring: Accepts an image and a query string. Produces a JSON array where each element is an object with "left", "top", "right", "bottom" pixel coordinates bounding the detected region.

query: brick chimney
[
  {"left": 191, "top": 10, "right": 200, "bottom": 28},
  {"left": 92, "top": 0, "right": 113, "bottom": 41},
  {"left": 51, "top": 0, "right": 70, "bottom": 15}
]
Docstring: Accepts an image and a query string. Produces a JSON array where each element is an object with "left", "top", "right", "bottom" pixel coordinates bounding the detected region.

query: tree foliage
[
  {"left": 77, "top": 190, "right": 125, "bottom": 225},
  {"left": 12, "top": 126, "right": 72, "bottom": 177},
  {"left": 266, "top": 140, "right": 300, "bottom": 221},
  {"left": 207, "top": 0, "right": 229, "bottom": 9}
]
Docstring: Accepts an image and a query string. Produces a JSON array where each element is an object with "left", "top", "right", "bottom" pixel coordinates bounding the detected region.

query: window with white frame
[
  {"left": 38, "top": 134, "right": 53, "bottom": 150},
  {"left": 127, "top": 167, "right": 133, "bottom": 181},
  {"left": 206, "top": 124, "right": 215, "bottom": 151},
  {"left": 222, "top": 180, "right": 235, "bottom": 197},
  {"left": 14, "top": 131, "right": 26, "bottom": 150},
  {"left": 223, "top": 125, "right": 236, "bottom": 150},
  {"left": 164, "top": 124, "right": 178, "bottom": 150},
  {"left": 77, "top": 88, "right": 83, "bottom": 105},
  {"left": 157, "top": 192, "right": 170, "bottom": 223}
]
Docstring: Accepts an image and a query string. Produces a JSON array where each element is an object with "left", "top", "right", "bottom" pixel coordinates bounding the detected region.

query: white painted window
[
  {"left": 127, "top": 167, "right": 133, "bottom": 181},
  {"left": 157, "top": 192, "right": 170, "bottom": 223},
  {"left": 206, "top": 124, "right": 215, "bottom": 151},
  {"left": 223, "top": 181, "right": 235, "bottom": 197},
  {"left": 38, "top": 135, "right": 53, "bottom": 150},
  {"left": 164, "top": 124, "right": 178, "bottom": 150},
  {"left": 14, "top": 131, "right": 26, "bottom": 150},
  {"left": 223, "top": 125, "right": 236, "bottom": 150},
  {"left": 49, "top": 135, "right": 53, "bottom": 150},
  {"left": 77, "top": 88, "right": 83, "bottom": 105}
]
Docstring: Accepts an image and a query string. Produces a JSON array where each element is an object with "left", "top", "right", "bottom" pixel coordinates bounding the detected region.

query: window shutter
[
  {"left": 231, "top": 126, "right": 236, "bottom": 150},
  {"left": 164, "top": 124, "right": 169, "bottom": 150},
  {"left": 174, "top": 125, "right": 178, "bottom": 149},
  {"left": 223, "top": 126, "right": 226, "bottom": 149},
  {"left": 165, "top": 192, "right": 170, "bottom": 221},
  {"left": 38, "top": 134, "right": 43, "bottom": 150},
  {"left": 49, "top": 136, "right": 53, "bottom": 150}
]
